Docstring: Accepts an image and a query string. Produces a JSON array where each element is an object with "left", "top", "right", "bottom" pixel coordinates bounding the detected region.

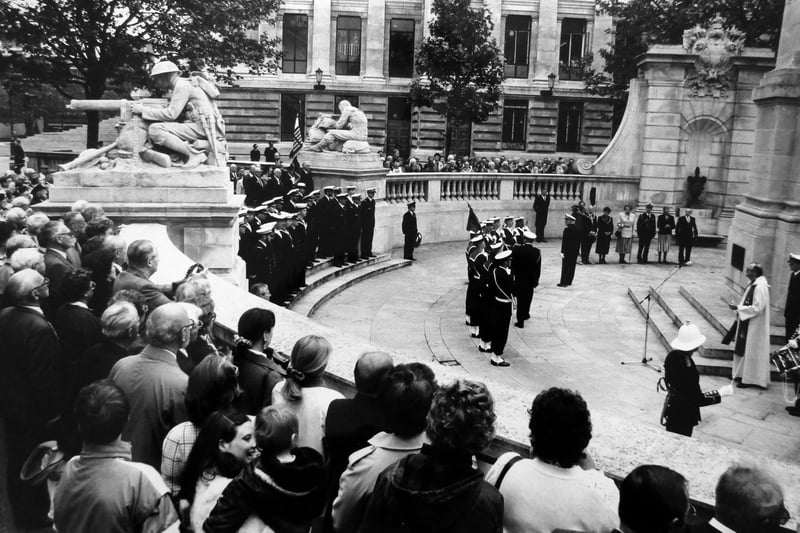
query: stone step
[
  {"left": 290, "top": 258, "right": 412, "bottom": 317},
  {"left": 288, "top": 254, "right": 391, "bottom": 307}
]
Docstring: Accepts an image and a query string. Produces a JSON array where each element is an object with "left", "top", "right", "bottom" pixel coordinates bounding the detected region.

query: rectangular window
[
  {"left": 504, "top": 16, "right": 530, "bottom": 78},
  {"left": 502, "top": 99, "right": 528, "bottom": 150},
  {"left": 559, "top": 18, "right": 586, "bottom": 81},
  {"left": 333, "top": 95, "right": 360, "bottom": 112},
  {"left": 389, "top": 19, "right": 415, "bottom": 77},
  {"left": 282, "top": 14, "right": 308, "bottom": 74},
  {"left": 336, "top": 16, "right": 362, "bottom": 76},
  {"left": 281, "top": 94, "right": 306, "bottom": 142},
  {"left": 557, "top": 101, "right": 583, "bottom": 152}
]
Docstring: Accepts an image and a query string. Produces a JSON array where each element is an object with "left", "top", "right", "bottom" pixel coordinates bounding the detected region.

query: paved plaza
[{"left": 313, "top": 240, "right": 800, "bottom": 464}]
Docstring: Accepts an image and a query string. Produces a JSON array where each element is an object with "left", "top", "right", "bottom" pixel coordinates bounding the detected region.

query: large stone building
[{"left": 220, "top": 0, "right": 616, "bottom": 159}]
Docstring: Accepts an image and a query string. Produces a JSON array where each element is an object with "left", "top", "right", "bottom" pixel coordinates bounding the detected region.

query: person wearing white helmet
[{"left": 129, "top": 60, "right": 223, "bottom": 169}]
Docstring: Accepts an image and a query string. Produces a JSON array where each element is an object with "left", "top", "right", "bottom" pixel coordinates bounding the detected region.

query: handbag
[
  {"left": 771, "top": 347, "right": 800, "bottom": 375},
  {"left": 614, "top": 230, "right": 621, "bottom": 239}
]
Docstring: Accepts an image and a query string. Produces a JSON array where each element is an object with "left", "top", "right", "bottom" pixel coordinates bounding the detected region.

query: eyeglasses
[
  {"left": 57, "top": 230, "right": 74, "bottom": 237},
  {"left": 31, "top": 277, "right": 49, "bottom": 292},
  {"left": 182, "top": 319, "right": 196, "bottom": 331}
]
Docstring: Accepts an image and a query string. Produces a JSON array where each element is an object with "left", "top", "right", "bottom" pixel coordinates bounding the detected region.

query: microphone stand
[{"left": 621, "top": 263, "right": 683, "bottom": 372}]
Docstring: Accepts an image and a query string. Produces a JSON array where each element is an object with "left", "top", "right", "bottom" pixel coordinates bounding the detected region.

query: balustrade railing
[
  {"left": 440, "top": 178, "right": 500, "bottom": 201},
  {"left": 514, "top": 177, "right": 584, "bottom": 201},
  {"left": 385, "top": 179, "right": 429, "bottom": 203}
]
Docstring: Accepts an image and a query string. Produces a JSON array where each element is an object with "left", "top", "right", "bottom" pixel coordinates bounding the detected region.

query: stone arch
[{"left": 678, "top": 115, "right": 729, "bottom": 208}]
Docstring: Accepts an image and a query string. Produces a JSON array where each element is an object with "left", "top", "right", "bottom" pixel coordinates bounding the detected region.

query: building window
[
  {"left": 389, "top": 19, "right": 415, "bottom": 77},
  {"left": 336, "top": 16, "right": 362, "bottom": 75},
  {"left": 502, "top": 99, "right": 527, "bottom": 150},
  {"left": 333, "top": 95, "right": 360, "bottom": 112},
  {"left": 504, "top": 16, "right": 530, "bottom": 78},
  {"left": 282, "top": 14, "right": 308, "bottom": 74},
  {"left": 557, "top": 101, "right": 583, "bottom": 152},
  {"left": 559, "top": 18, "right": 586, "bottom": 81},
  {"left": 281, "top": 94, "right": 305, "bottom": 142}
]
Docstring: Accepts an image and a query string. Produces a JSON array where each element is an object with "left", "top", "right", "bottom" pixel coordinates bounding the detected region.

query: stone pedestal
[
  {"left": 300, "top": 149, "right": 388, "bottom": 194},
  {"left": 725, "top": 0, "right": 800, "bottom": 320},
  {"left": 41, "top": 162, "right": 243, "bottom": 283}
]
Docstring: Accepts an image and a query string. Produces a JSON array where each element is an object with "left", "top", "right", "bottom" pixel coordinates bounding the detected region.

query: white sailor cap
[
  {"left": 346, "top": 185, "right": 356, "bottom": 192},
  {"left": 496, "top": 250, "right": 512, "bottom": 261},
  {"left": 366, "top": 187, "right": 377, "bottom": 193},
  {"left": 470, "top": 235, "right": 484, "bottom": 243},
  {"left": 256, "top": 222, "right": 277, "bottom": 234},
  {"left": 311, "top": 189, "right": 321, "bottom": 195},
  {"left": 323, "top": 186, "right": 334, "bottom": 192},
  {"left": 790, "top": 253, "right": 800, "bottom": 262},
  {"left": 565, "top": 214, "right": 576, "bottom": 221},
  {"left": 351, "top": 193, "right": 362, "bottom": 199},
  {"left": 336, "top": 193, "right": 349, "bottom": 198},
  {"left": 294, "top": 203, "right": 308, "bottom": 209},
  {"left": 523, "top": 230, "right": 537, "bottom": 240},
  {"left": 504, "top": 215, "right": 514, "bottom": 221},
  {"left": 489, "top": 242, "right": 503, "bottom": 251}
]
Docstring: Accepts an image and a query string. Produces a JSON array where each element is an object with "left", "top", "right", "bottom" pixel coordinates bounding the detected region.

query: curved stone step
[
  {"left": 288, "top": 254, "right": 391, "bottom": 307},
  {"left": 290, "top": 258, "right": 412, "bottom": 317}
]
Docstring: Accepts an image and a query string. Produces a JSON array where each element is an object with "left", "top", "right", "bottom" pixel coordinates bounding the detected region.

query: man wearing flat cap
[
  {"left": 785, "top": 253, "right": 800, "bottom": 341},
  {"left": 402, "top": 201, "right": 418, "bottom": 260},
  {"left": 558, "top": 214, "right": 580, "bottom": 287}
]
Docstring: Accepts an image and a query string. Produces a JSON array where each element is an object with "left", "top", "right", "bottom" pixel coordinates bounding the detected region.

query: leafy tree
[
  {"left": 410, "top": 0, "right": 504, "bottom": 155},
  {"left": 589, "top": 0, "right": 784, "bottom": 103},
  {"left": 0, "top": 0, "right": 281, "bottom": 147}
]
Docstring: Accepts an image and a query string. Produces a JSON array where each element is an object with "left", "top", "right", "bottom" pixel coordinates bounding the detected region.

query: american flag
[{"left": 289, "top": 114, "right": 303, "bottom": 163}]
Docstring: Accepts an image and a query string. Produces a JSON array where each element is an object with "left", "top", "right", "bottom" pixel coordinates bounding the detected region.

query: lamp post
[
  {"left": 540, "top": 72, "right": 556, "bottom": 97},
  {"left": 314, "top": 68, "right": 326, "bottom": 91}
]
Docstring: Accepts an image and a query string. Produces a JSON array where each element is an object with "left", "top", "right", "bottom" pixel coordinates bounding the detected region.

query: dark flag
[{"left": 466, "top": 204, "right": 481, "bottom": 232}]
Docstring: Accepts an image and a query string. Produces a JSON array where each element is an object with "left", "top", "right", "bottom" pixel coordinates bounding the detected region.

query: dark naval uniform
[
  {"left": 489, "top": 262, "right": 514, "bottom": 357},
  {"left": 359, "top": 195, "right": 376, "bottom": 259},
  {"left": 511, "top": 243, "right": 541, "bottom": 327},
  {"left": 559, "top": 223, "right": 581, "bottom": 287}
]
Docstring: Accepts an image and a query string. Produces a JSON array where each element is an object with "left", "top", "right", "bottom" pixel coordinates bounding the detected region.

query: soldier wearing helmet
[{"left": 129, "top": 61, "right": 225, "bottom": 169}]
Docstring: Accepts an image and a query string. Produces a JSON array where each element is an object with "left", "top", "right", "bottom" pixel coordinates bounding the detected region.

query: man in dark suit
[
  {"left": 690, "top": 464, "right": 788, "bottom": 532},
  {"left": 675, "top": 208, "right": 698, "bottom": 266},
  {"left": 324, "top": 352, "right": 393, "bottom": 530},
  {"left": 533, "top": 189, "right": 551, "bottom": 243},
  {"left": 402, "top": 201, "right": 418, "bottom": 260},
  {"left": 331, "top": 194, "right": 348, "bottom": 267},
  {"left": 511, "top": 231, "right": 541, "bottom": 328},
  {"left": 263, "top": 168, "right": 283, "bottom": 202},
  {"left": 558, "top": 214, "right": 581, "bottom": 287},
  {"left": 0, "top": 269, "right": 60, "bottom": 529},
  {"left": 42, "top": 219, "right": 78, "bottom": 318},
  {"left": 656, "top": 206, "right": 675, "bottom": 264},
  {"left": 316, "top": 187, "right": 335, "bottom": 258},
  {"left": 297, "top": 161, "right": 314, "bottom": 193},
  {"left": 785, "top": 253, "right": 800, "bottom": 341},
  {"left": 242, "top": 164, "right": 267, "bottom": 207},
  {"left": 113, "top": 240, "right": 177, "bottom": 310},
  {"left": 249, "top": 143, "right": 261, "bottom": 161},
  {"left": 109, "top": 303, "right": 190, "bottom": 468},
  {"left": 636, "top": 203, "right": 657, "bottom": 264},
  {"left": 360, "top": 188, "right": 377, "bottom": 259}
]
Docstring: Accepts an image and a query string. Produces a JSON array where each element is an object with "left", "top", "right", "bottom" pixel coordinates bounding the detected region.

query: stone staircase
[
  {"left": 289, "top": 254, "right": 412, "bottom": 317},
  {"left": 628, "top": 284, "right": 786, "bottom": 381},
  {"left": 20, "top": 117, "right": 119, "bottom": 154}
]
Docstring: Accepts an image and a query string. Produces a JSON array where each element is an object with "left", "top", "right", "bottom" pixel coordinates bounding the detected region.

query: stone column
[
  {"left": 725, "top": 0, "right": 800, "bottom": 314},
  {"left": 311, "top": 0, "right": 332, "bottom": 78},
  {"left": 423, "top": 0, "right": 435, "bottom": 38},
  {"left": 534, "top": 0, "right": 559, "bottom": 81},
  {"left": 364, "top": 0, "right": 386, "bottom": 80},
  {"left": 483, "top": 0, "right": 502, "bottom": 46}
]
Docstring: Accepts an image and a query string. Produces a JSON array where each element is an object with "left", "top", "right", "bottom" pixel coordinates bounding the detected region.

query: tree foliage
[
  {"left": 0, "top": 0, "right": 281, "bottom": 146},
  {"left": 409, "top": 0, "right": 504, "bottom": 154},
  {"left": 589, "top": 0, "right": 785, "bottom": 101}
]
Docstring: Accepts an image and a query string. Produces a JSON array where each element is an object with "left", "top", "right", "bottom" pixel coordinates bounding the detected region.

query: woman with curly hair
[
  {"left": 485, "top": 387, "right": 618, "bottom": 533},
  {"left": 358, "top": 379, "right": 503, "bottom": 533},
  {"left": 179, "top": 410, "right": 258, "bottom": 532},
  {"left": 271, "top": 335, "right": 343, "bottom": 455}
]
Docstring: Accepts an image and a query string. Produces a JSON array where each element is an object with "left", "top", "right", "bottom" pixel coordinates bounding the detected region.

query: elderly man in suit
[
  {"left": 675, "top": 208, "right": 698, "bottom": 266},
  {"left": 109, "top": 303, "right": 191, "bottom": 468},
  {"left": 0, "top": 269, "right": 60, "bottom": 529},
  {"left": 41, "top": 219, "right": 79, "bottom": 317},
  {"left": 402, "top": 201, "right": 418, "bottom": 261},
  {"left": 113, "top": 240, "right": 177, "bottom": 311}
]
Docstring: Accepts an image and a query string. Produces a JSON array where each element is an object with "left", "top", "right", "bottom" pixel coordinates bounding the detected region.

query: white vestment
[{"left": 732, "top": 275, "right": 771, "bottom": 388}]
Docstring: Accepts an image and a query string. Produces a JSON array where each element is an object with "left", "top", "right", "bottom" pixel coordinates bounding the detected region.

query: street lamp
[
  {"left": 314, "top": 68, "right": 326, "bottom": 90},
  {"left": 540, "top": 72, "right": 556, "bottom": 97}
]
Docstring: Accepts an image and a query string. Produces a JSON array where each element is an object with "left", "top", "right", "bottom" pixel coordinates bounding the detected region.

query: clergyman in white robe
[{"left": 732, "top": 274, "right": 771, "bottom": 388}]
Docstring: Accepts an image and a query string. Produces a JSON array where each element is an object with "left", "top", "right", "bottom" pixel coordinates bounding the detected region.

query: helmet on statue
[{"left": 150, "top": 61, "right": 180, "bottom": 77}]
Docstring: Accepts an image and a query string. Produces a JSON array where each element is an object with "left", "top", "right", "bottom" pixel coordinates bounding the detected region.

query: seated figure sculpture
[
  {"left": 129, "top": 61, "right": 226, "bottom": 169},
  {"left": 308, "top": 100, "right": 370, "bottom": 154}
]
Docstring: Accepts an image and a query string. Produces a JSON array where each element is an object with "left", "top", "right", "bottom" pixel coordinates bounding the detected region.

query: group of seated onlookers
[
  {"left": 0, "top": 197, "right": 793, "bottom": 533},
  {"left": 382, "top": 150, "right": 580, "bottom": 175}
]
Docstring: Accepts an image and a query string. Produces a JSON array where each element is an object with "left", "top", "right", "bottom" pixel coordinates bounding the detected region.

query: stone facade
[{"left": 221, "top": 0, "right": 615, "bottom": 159}]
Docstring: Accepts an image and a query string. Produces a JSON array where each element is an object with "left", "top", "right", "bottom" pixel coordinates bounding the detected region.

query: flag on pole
[
  {"left": 289, "top": 114, "right": 303, "bottom": 164},
  {"left": 466, "top": 205, "right": 481, "bottom": 232}
]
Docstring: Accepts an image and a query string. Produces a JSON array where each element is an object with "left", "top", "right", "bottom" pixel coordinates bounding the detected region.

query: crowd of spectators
[
  {"left": 381, "top": 149, "right": 580, "bottom": 175},
  {"left": 0, "top": 193, "right": 793, "bottom": 533},
  {"left": 2, "top": 166, "right": 52, "bottom": 208}
]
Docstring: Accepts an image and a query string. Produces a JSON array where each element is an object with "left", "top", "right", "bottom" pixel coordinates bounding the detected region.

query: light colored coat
[{"left": 733, "top": 275, "right": 771, "bottom": 388}]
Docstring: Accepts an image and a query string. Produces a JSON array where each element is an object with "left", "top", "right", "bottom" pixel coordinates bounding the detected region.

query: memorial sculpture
[
  {"left": 686, "top": 167, "right": 707, "bottom": 207},
  {"left": 307, "top": 100, "right": 372, "bottom": 154},
  {"left": 682, "top": 15, "right": 745, "bottom": 98},
  {"left": 61, "top": 61, "right": 227, "bottom": 171}
]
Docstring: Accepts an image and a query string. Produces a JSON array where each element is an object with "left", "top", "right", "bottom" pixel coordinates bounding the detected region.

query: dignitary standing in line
[
  {"left": 784, "top": 253, "right": 800, "bottom": 341},
  {"left": 402, "top": 201, "right": 418, "bottom": 261},
  {"left": 636, "top": 203, "right": 656, "bottom": 264},
  {"left": 511, "top": 230, "right": 541, "bottom": 328},
  {"left": 558, "top": 214, "right": 581, "bottom": 287},
  {"left": 533, "top": 188, "right": 550, "bottom": 243},
  {"left": 489, "top": 249, "right": 514, "bottom": 367},
  {"left": 657, "top": 206, "right": 675, "bottom": 264},
  {"left": 675, "top": 208, "right": 698, "bottom": 266},
  {"left": 360, "top": 188, "right": 377, "bottom": 259},
  {"left": 615, "top": 204, "right": 635, "bottom": 264},
  {"left": 728, "top": 263, "right": 771, "bottom": 389},
  {"left": 594, "top": 207, "right": 613, "bottom": 264}
]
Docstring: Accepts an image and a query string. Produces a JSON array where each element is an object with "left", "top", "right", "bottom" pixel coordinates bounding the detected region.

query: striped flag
[{"left": 289, "top": 114, "right": 303, "bottom": 163}]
